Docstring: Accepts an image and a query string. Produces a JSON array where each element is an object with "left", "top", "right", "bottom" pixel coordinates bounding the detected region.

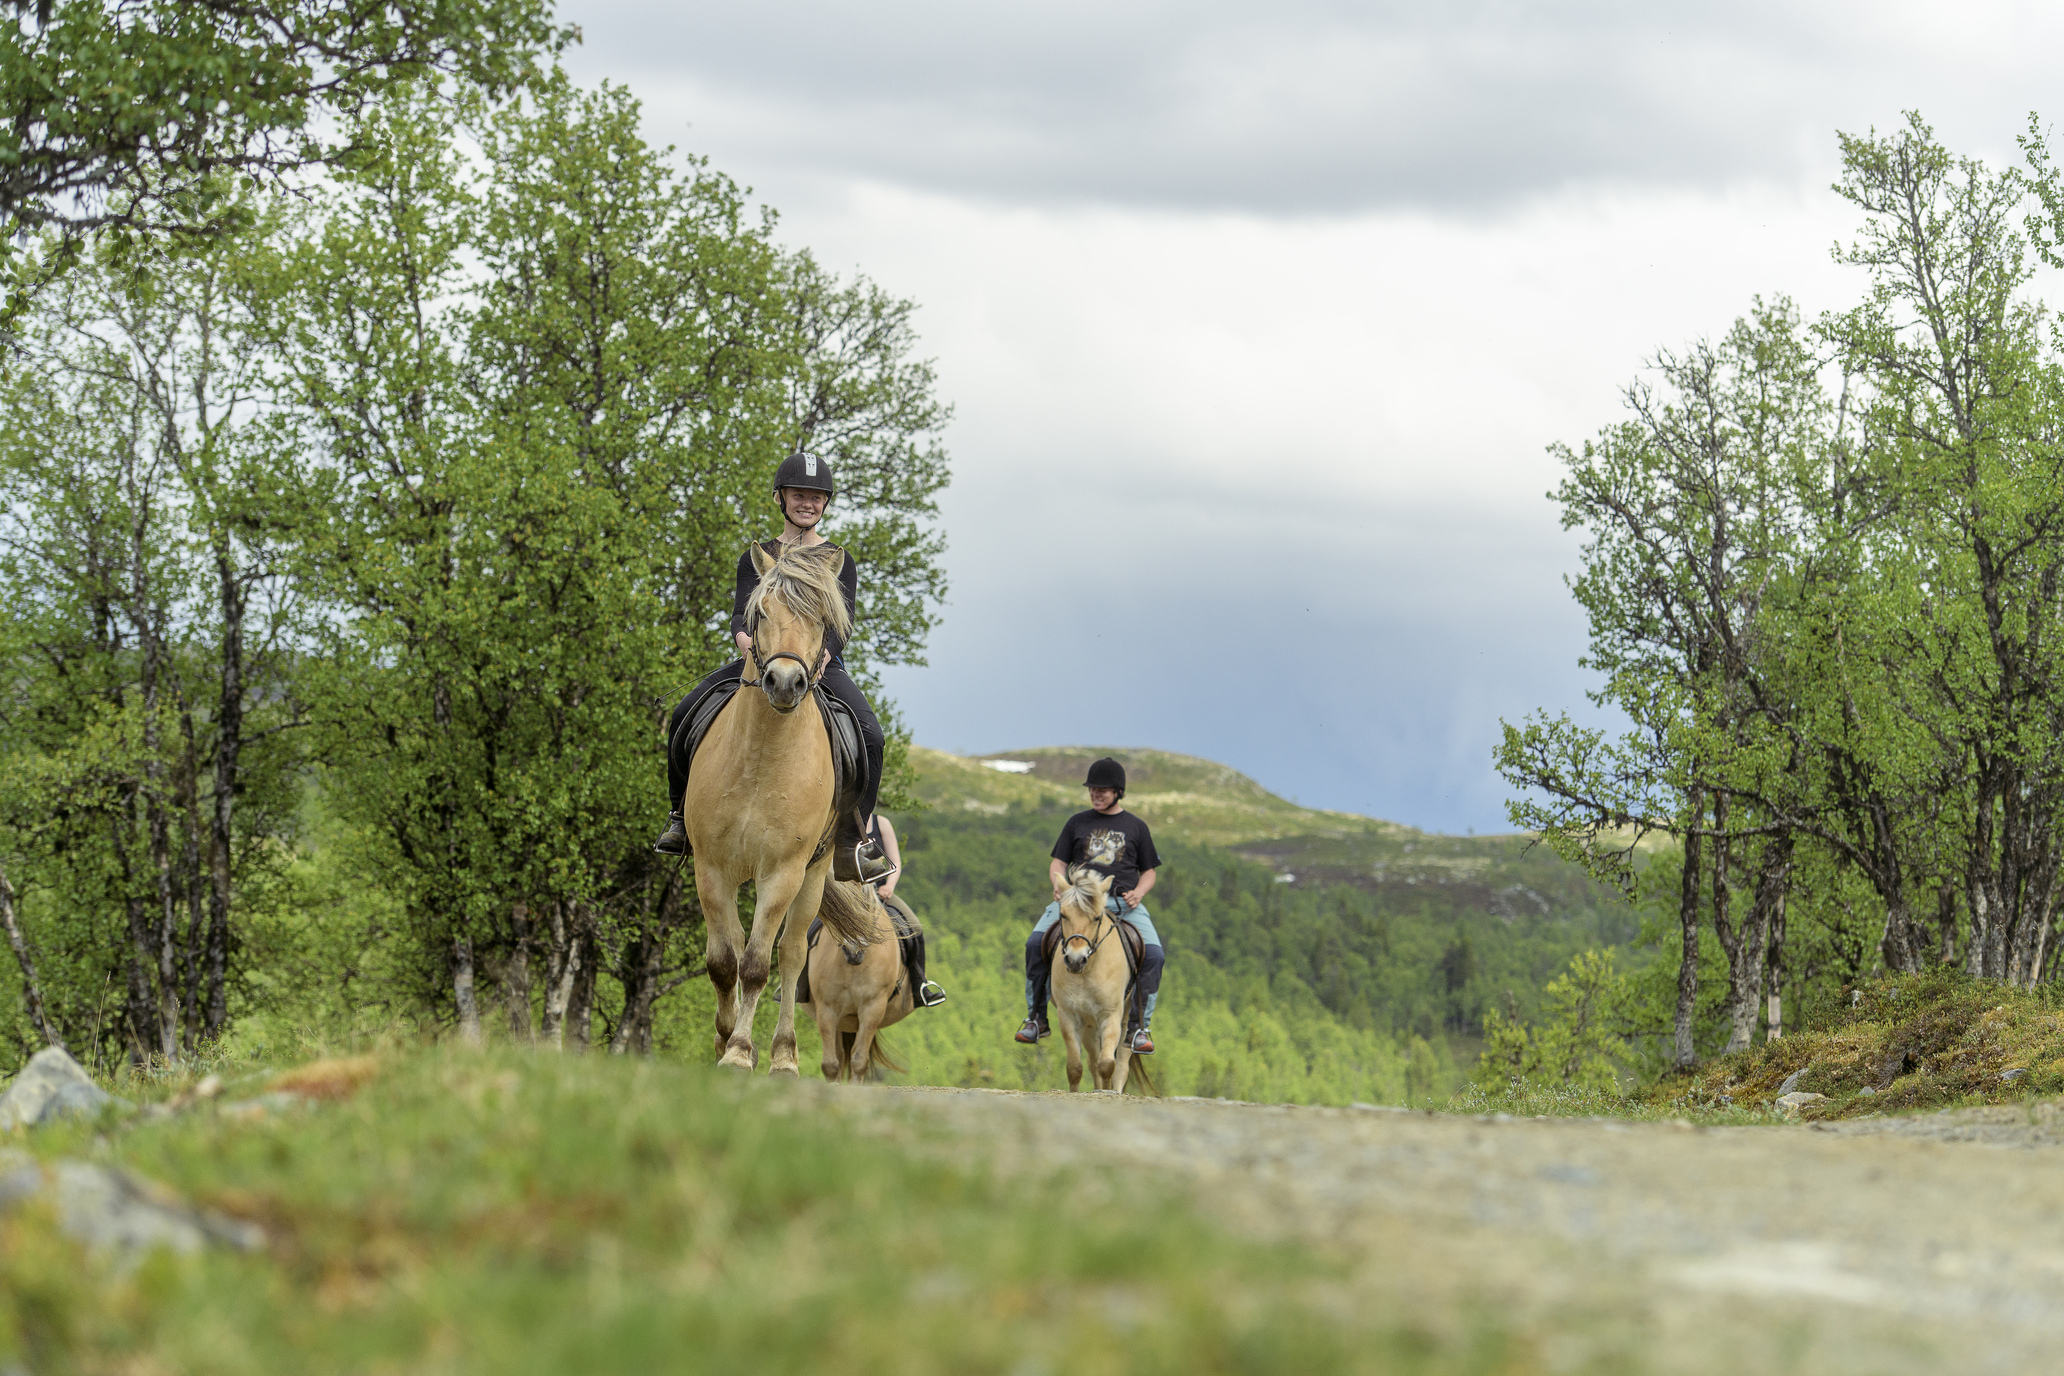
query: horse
[
  {"left": 683, "top": 541, "right": 874, "bottom": 1074},
  {"left": 804, "top": 880, "right": 915, "bottom": 1082},
  {"left": 1050, "top": 867, "right": 1154, "bottom": 1094}
]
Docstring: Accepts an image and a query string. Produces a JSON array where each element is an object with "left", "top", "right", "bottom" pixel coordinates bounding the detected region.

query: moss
[{"left": 1637, "top": 969, "right": 2064, "bottom": 1120}]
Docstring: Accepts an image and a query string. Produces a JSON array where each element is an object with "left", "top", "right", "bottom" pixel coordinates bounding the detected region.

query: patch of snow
[{"left": 981, "top": 760, "right": 1034, "bottom": 774}]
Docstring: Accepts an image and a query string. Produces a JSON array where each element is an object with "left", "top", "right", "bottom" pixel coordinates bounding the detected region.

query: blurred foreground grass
[{"left": 1, "top": 1046, "right": 1527, "bottom": 1375}]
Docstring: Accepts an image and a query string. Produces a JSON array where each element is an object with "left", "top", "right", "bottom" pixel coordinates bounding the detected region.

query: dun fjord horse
[
  {"left": 1050, "top": 867, "right": 1153, "bottom": 1094},
  {"left": 684, "top": 542, "right": 874, "bottom": 1074},
  {"left": 805, "top": 880, "right": 912, "bottom": 1082}
]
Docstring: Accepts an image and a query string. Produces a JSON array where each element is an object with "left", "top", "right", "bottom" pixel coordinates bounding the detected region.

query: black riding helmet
[
  {"left": 771, "top": 450, "right": 834, "bottom": 500},
  {"left": 1084, "top": 757, "right": 1126, "bottom": 798}
]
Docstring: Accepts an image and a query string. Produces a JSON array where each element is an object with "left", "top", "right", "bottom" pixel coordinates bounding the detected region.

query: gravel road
[{"left": 836, "top": 1087, "right": 2064, "bottom": 1374}]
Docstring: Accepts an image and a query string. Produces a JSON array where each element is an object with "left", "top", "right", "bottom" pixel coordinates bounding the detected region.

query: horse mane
[
  {"left": 1058, "top": 866, "right": 1111, "bottom": 922},
  {"left": 745, "top": 541, "right": 852, "bottom": 641},
  {"left": 817, "top": 876, "right": 884, "bottom": 947}
]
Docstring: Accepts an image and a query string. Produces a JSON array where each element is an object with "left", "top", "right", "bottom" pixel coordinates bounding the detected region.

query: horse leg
[
  {"left": 1095, "top": 1009, "right": 1121, "bottom": 1090},
  {"left": 722, "top": 863, "right": 807, "bottom": 1070},
  {"left": 695, "top": 864, "right": 745, "bottom": 1063},
  {"left": 767, "top": 865, "right": 826, "bottom": 1078},
  {"left": 1057, "top": 1002, "right": 1085, "bottom": 1091},
  {"left": 1111, "top": 1044, "right": 1132, "bottom": 1095},
  {"left": 850, "top": 995, "right": 888, "bottom": 1084},
  {"left": 809, "top": 973, "right": 842, "bottom": 1082}
]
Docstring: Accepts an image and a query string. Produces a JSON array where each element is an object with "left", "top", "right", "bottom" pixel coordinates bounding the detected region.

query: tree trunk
[
  {"left": 565, "top": 926, "right": 597, "bottom": 1053},
  {"left": 178, "top": 703, "right": 206, "bottom": 1053},
  {"left": 0, "top": 867, "right": 65, "bottom": 1052},
  {"left": 506, "top": 902, "right": 534, "bottom": 1040},
  {"left": 1766, "top": 866, "right": 1789, "bottom": 1041},
  {"left": 206, "top": 548, "right": 244, "bottom": 1037},
  {"left": 452, "top": 934, "right": 481, "bottom": 1043},
  {"left": 1672, "top": 792, "right": 1703, "bottom": 1070},
  {"left": 540, "top": 899, "right": 585, "bottom": 1050},
  {"left": 1723, "top": 832, "right": 1790, "bottom": 1054}
]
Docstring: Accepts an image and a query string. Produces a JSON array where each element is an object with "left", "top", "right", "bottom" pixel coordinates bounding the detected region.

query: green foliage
[
  {"left": 1472, "top": 949, "right": 1631, "bottom": 1095},
  {"left": 0, "top": 1, "right": 570, "bottom": 250}
]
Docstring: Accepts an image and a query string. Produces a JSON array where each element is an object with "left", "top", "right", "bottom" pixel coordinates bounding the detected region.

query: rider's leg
[
  {"left": 888, "top": 896, "right": 946, "bottom": 1007},
  {"left": 1016, "top": 902, "right": 1061, "bottom": 1042},
  {"left": 818, "top": 664, "right": 890, "bottom": 880},
  {"left": 1108, "top": 898, "right": 1164, "bottom": 1050},
  {"left": 656, "top": 660, "right": 745, "bottom": 853}
]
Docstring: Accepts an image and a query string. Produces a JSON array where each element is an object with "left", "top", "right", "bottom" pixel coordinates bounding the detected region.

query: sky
[{"left": 561, "top": 1, "right": 2064, "bottom": 832}]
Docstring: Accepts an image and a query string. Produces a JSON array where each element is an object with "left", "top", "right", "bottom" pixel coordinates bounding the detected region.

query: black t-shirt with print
[{"left": 1051, "top": 809, "right": 1161, "bottom": 898}]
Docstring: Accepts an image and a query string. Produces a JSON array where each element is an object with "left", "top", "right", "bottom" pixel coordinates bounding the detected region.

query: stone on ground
[
  {"left": 0, "top": 1046, "right": 121, "bottom": 1129},
  {"left": 1776, "top": 1091, "right": 1826, "bottom": 1117},
  {"left": 0, "top": 1150, "right": 262, "bottom": 1255}
]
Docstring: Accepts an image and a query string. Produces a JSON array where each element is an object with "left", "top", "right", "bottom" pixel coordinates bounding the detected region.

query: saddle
[
  {"left": 1042, "top": 911, "right": 1148, "bottom": 1034},
  {"left": 794, "top": 897, "right": 924, "bottom": 1006},
  {"left": 669, "top": 676, "right": 867, "bottom": 863}
]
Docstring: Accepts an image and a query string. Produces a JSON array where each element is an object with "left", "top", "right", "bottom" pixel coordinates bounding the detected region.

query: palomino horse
[
  {"left": 1050, "top": 867, "right": 1153, "bottom": 1094},
  {"left": 805, "top": 880, "right": 913, "bottom": 1082},
  {"left": 684, "top": 541, "right": 873, "bottom": 1074}
]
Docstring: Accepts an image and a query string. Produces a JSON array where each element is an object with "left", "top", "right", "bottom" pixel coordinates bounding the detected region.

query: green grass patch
[
  {"left": 2, "top": 1046, "right": 1529, "bottom": 1374},
  {"left": 1637, "top": 969, "right": 2064, "bottom": 1120}
]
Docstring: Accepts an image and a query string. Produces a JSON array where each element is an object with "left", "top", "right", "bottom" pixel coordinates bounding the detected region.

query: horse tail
[
  {"left": 837, "top": 1029, "right": 905, "bottom": 1080},
  {"left": 817, "top": 877, "right": 883, "bottom": 947},
  {"left": 1125, "top": 1054, "right": 1160, "bottom": 1097},
  {"left": 863, "top": 1030, "right": 904, "bottom": 1077}
]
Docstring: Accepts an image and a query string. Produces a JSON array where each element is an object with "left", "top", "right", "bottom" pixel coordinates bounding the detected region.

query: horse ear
[{"left": 750, "top": 542, "right": 776, "bottom": 577}]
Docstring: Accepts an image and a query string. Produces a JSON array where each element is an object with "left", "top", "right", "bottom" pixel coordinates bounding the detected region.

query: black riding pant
[{"left": 667, "top": 659, "right": 884, "bottom": 818}]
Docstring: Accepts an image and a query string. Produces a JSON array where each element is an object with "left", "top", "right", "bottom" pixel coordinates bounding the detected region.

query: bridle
[
  {"left": 739, "top": 610, "right": 825, "bottom": 692},
  {"left": 1060, "top": 907, "right": 1114, "bottom": 964}
]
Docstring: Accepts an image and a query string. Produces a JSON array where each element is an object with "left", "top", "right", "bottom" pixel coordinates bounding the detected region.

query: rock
[
  {"left": 1776, "top": 1092, "right": 1826, "bottom": 1118},
  {"left": 0, "top": 1047, "right": 122, "bottom": 1129},
  {"left": 1778, "top": 1068, "right": 1810, "bottom": 1096},
  {"left": 0, "top": 1150, "right": 262, "bottom": 1256},
  {"left": 1858, "top": 1086, "right": 1877, "bottom": 1097},
  {"left": 2000, "top": 1068, "right": 2028, "bottom": 1084}
]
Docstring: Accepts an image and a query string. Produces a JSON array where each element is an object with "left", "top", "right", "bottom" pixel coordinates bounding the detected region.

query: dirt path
[{"left": 834, "top": 1087, "right": 2064, "bottom": 1373}]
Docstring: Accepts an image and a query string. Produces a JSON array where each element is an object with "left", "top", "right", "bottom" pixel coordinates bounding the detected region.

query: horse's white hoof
[
  {"left": 718, "top": 1047, "right": 755, "bottom": 1070},
  {"left": 769, "top": 1064, "right": 800, "bottom": 1079}
]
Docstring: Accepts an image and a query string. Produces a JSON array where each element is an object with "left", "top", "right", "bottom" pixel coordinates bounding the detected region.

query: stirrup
[
  {"left": 652, "top": 811, "right": 689, "bottom": 857},
  {"left": 916, "top": 980, "right": 946, "bottom": 1008},
  {"left": 836, "top": 837, "right": 898, "bottom": 885}
]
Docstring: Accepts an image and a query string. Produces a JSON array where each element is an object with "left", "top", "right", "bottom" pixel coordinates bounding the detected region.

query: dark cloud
[{"left": 564, "top": 0, "right": 2045, "bottom": 213}]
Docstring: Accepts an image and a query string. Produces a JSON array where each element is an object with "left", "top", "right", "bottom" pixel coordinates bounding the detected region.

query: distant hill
[{"left": 864, "top": 746, "right": 1642, "bottom": 1104}]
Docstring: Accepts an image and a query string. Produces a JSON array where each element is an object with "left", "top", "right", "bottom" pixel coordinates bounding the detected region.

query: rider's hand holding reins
[{"left": 734, "top": 630, "right": 752, "bottom": 657}]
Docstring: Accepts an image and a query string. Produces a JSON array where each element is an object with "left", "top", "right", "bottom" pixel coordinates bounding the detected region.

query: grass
[{"left": 1, "top": 1043, "right": 1533, "bottom": 1375}]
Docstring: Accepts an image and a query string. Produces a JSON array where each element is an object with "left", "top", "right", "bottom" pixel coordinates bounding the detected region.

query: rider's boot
[
  {"left": 653, "top": 810, "right": 689, "bottom": 856},
  {"left": 1129, "top": 1024, "right": 1155, "bottom": 1055},
  {"left": 1015, "top": 1015, "right": 1049, "bottom": 1044},
  {"left": 833, "top": 810, "right": 896, "bottom": 884}
]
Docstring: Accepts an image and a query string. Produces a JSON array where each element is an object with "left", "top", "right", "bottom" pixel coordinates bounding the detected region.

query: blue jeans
[{"left": 1025, "top": 897, "right": 1163, "bottom": 1026}]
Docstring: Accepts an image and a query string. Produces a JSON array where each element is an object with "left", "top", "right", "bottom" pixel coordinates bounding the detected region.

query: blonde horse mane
[{"left": 745, "top": 541, "right": 853, "bottom": 643}]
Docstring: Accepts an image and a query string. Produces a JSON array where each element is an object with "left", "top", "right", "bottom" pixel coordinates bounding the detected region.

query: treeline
[
  {"left": 0, "top": 77, "right": 949, "bottom": 1070},
  {"left": 1499, "top": 114, "right": 2064, "bottom": 1073}
]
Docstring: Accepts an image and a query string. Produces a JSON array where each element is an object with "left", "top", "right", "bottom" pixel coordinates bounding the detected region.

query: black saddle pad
[{"left": 670, "top": 678, "right": 867, "bottom": 848}]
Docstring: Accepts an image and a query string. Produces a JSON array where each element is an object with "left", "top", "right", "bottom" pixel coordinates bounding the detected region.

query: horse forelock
[
  {"left": 745, "top": 542, "right": 852, "bottom": 642},
  {"left": 1058, "top": 867, "right": 1111, "bottom": 924}
]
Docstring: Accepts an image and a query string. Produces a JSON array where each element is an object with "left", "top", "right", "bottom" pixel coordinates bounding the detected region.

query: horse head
[
  {"left": 744, "top": 542, "right": 852, "bottom": 713},
  {"left": 1057, "top": 866, "right": 1114, "bottom": 973}
]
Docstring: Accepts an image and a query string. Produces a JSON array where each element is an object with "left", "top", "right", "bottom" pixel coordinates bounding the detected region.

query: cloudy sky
[{"left": 563, "top": 1, "right": 2064, "bottom": 832}]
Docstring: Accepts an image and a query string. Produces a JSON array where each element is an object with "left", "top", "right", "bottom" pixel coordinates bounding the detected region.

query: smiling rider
[
  {"left": 652, "top": 452, "right": 892, "bottom": 885},
  {"left": 1016, "top": 757, "right": 1167, "bottom": 1053}
]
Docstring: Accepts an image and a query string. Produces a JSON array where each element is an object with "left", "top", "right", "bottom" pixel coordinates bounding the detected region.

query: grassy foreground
[{"left": 1, "top": 1046, "right": 1523, "bottom": 1375}]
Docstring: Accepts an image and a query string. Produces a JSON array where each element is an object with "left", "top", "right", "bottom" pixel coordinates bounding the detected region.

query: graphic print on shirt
[{"left": 1085, "top": 829, "right": 1126, "bottom": 869}]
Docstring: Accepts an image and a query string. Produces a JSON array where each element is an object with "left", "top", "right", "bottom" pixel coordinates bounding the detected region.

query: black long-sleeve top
[{"left": 729, "top": 540, "right": 859, "bottom": 664}]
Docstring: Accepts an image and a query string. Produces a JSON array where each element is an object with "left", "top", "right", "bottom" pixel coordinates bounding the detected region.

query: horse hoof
[
  {"left": 770, "top": 1065, "right": 800, "bottom": 1080},
  {"left": 718, "top": 1046, "right": 755, "bottom": 1071}
]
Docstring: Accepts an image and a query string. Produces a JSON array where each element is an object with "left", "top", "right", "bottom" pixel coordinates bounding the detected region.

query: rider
[
  {"left": 652, "top": 452, "right": 893, "bottom": 885},
  {"left": 1014, "top": 757, "right": 1166, "bottom": 1053},
  {"left": 872, "top": 814, "right": 946, "bottom": 1008}
]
